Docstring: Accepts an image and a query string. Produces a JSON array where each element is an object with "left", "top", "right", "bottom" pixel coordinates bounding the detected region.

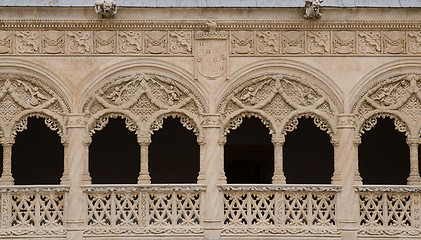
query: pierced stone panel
[
  {"left": 84, "top": 73, "right": 205, "bottom": 128},
  {"left": 353, "top": 73, "right": 421, "bottom": 136}
]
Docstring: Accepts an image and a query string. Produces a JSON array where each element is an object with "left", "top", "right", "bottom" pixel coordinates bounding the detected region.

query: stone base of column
[
  {"left": 331, "top": 173, "right": 341, "bottom": 184},
  {"left": 60, "top": 174, "right": 70, "bottom": 185},
  {"left": 354, "top": 173, "right": 362, "bottom": 185},
  {"left": 137, "top": 174, "right": 151, "bottom": 184},
  {"left": 272, "top": 174, "right": 286, "bottom": 184},
  {"left": 81, "top": 174, "right": 92, "bottom": 185},
  {"left": 0, "top": 175, "right": 14, "bottom": 185},
  {"left": 338, "top": 220, "right": 358, "bottom": 240},
  {"left": 197, "top": 173, "right": 206, "bottom": 184},
  {"left": 203, "top": 219, "right": 221, "bottom": 240},
  {"left": 66, "top": 220, "right": 84, "bottom": 240},
  {"left": 407, "top": 175, "right": 421, "bottom": 185}
]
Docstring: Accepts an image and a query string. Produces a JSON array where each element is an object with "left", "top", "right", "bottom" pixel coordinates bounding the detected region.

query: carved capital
[
  {"left": 83, "top": 136, "right": 92, "bottom": 146},
  {"left": 1, "top": 137, "right": 15, "bottom": 146},
  {"left": 202, "top": 114, "right": 222, "bottom": 128},
  {"left": 406, "top": 137, "right": 421, "bottom": 146},
  {"left": 337, "top": 114, "right": 356, "bottom": 129},
  {"left": 137, "top": 135, "right": 151, "bottom": 146},
  {"left": 330, "top": 137, "right": 340, "bottom": 147},
  {"left": 67, "top": 114, "right": 87, "bottom": 128},
  {"left": 218, "top": 136, "right": 227, "bottom": 145},
  {"left": 353, "top": 137, "right": 362, "bottom": 146},
  {"left": 60, "top": 136, "right": 69, "bottom": 146},
  {"left": 271, "top": 135, "right": 285, "bottom": 144}
]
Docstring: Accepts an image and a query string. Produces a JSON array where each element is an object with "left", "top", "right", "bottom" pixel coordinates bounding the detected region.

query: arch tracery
[
  {"left": 0, "top": 72, "right": 70, "bottom": 138},
  {"left": 83, "top": 72, "right": 205, "bottom": 136},
  {"left": 353, "top": 73, "right": 421, "bottom": 137},
  {"left": 218, "top": 73, "right": 338, "bottom": 138}
]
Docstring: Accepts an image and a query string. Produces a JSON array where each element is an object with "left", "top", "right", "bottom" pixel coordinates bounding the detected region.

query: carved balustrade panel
[
  {"left": 357, "top": 186, "right": 421, "bottom": 237},
  {"left": 83, "top": 185, "right": 205, "bottom": 236},
  {"left": 220, "top": 185, "right": 340, "bottom": 236},
  {"left": 0, "top": 186, "right": 67, "bottom": 237},
  {"left": 218, "top": 73, "right": 338, "bottom": 137}
]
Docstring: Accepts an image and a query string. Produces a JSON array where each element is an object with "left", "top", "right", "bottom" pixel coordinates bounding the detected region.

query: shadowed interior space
[
  {"left": 90, "top": 117, "right": 140, "bottom": 184},
  {"left": 359, "top": 118, "right": 409, "bottom": 185},
  {"left": 13, "top": 117, "right": 63, "bottom": 185},
  {"left": 149, "top": 117, "right": 199, "bottom": 183},
  {"left": 283, "top": 117, "right": 334, "bottom": 184},
  {"left": 225, "top": 117, "right": 274, "bottom": 184}
]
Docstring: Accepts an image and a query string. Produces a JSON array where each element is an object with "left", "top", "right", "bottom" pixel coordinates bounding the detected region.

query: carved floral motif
[
  {"left": 16, "top": 31, "right": 39, "bottom": 54},
  {"left": 68, "top": 31, "right": 91, "bottom": 54},
  {"left": 358, "top": 31, "right": 381, "bottom": 54},
  {"left": 118, "top": 31, "right": 142, "bottom": 53},
  {"left": 408, "top": 31, "right": 421, "bottom": 54},
  {"left": 169, "top": 31, "right": 192, "bottom": 54},
  {"left": 256, "top": 31, "right": 279, "bottom": 54},
  {"left": 307, "top": 31, "right": 330, "bottom": 54},
  {"left": 0, "top": 31, "right": 12, "bottom": 54}
]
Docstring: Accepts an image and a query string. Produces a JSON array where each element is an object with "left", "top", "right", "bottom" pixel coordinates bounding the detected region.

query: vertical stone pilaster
[
  {"left": 0, "top": 138, "right": 14, "bottom": 185},
  {"left": 201, "top": 114, "right": 225, "bottom": 239},
  {"left": 271, "top": 135, "right": 286, "bottom": 184},
  {"left": 407, "top": 137, "right": 421, "bottom": 185},
  {"left": 335, "top": 114, "right": 360, "bottom": 240},
  {"left": 137, "top": 135, "right": 151, "bottom": 184},
  {"left": 65, "top": 114, "right": 89, "bottom": 240},
  {"left": 60, "top": 136, "right": 70, "bottom": 185}
]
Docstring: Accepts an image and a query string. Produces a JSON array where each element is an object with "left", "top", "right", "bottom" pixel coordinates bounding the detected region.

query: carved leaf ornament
[
  {"left": 0, "top": 73, "right": 69, "bottom": 138},
  {"left": 84, "top": 73, "right": 204, "bottom": 136},
  {"left": 354, "top": 74, "right": 421, "bottom": 136},
  {"left": 218, "top": 74, "right": 337, "bottom": 137}
]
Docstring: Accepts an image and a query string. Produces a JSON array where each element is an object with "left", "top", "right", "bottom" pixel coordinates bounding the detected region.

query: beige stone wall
[{"left": 0, "top": 6, "right": 420, "bottom": 240}]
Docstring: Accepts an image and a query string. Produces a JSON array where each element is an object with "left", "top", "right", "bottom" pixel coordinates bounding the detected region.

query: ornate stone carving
[
  {"left": 118, "top": 31, "right": 142, "bottom": 53},
  {"left": 16, "top": 31, "right": 39, "bottom": 54},
  {"left": 332, "top": 31, "right": 355, "bottom": 54},
  {"left": 94, "top": 31, "right": 117, "bottom": 54},
  {"left": 218, "top": 74, "right": 337, "bottom": 138},
  {"left": 383, "top": 31, "right": 405, "bottom": 54},
  {"left": 256, "top": 31, "right": 279, "bottom": 54},
  {"left": 144, "top": 31, "right": 168, "bottom": 54},
  {"left": 408, "top": 31, "right": 421, "bottom": 54},
  {"left": 304, "top": 0, "right": 323, "bottom": 19},
  {"left": 68, "top": 31, "right": 91, "bottom": 54},
  {"left": 307, "top": 31, "right": 330, "bottom": 54},
  {"left": 357, "top": 31, "right": 381, "bottom": 54},
  {"left": 281, "top": 31, "right": 305, "bottom": 54},
  {"left": 195, "top": 28, "right": 228, "bottom": 80},
  {"left": 42, "top": 31, "right": 65, "bottom": 54},
  {"left": 230, "top": 31, "right": 254, "bottom": 54},
  {"left": 0, "top": 31, "right": 12, "bottom": 54},
  {"left": 95, "top": 0, "right": 117, "bottom": 18},
  {"left": 169, "top": 31, "right": 192, "bottom": 54}
]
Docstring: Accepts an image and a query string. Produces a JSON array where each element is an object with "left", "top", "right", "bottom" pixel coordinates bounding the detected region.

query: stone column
[
  {"left": 65, "top": 114, "right": 90, "bottom": 240},
  {"left": 201, "top": 114, "right": 225, "bottom": 239},
  {"left": 60, "top": 136, "right": 70, "bottom": 185},
  {"left": 335, "top": 114, "right": 360, "bottom": 240},
  {"left": 407, "top": 137, "right": 421, "bottom": 185},
  {"left": 271, "top": 135, "right": 286, "bottom": 184},
  {"left": 0, "top": 137, "right": 15, "bottom": 185},
  {"left": 137, "top": 134, "right": 151, "bottom": 184}
]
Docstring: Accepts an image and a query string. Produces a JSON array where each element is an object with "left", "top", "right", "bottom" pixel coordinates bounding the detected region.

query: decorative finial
[
  {"left": 95, "top": 0, "right": 117, "bottom": 18},
  {"left": 304, "top": 0, "right": 323, "bottom": 19},
  {"left": 206, "top": 20, "right": 217, "bottom": 32}
]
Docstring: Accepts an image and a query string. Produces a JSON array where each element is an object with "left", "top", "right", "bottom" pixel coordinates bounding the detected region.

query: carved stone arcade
[{"left": 0, "top": 5, "right": 420, "bottom": 240}]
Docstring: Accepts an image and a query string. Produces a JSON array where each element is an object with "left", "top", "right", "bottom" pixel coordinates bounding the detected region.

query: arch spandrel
[
  {"left": 83, "top": 72, "right": 206, "bottom": 136},
  {"left": 218, "top": 73, "right": 339, "bottom": 138},
  {"left": 352, "top": 73, "right": 421, "bottom": 137},
  {"left": 0, "top": 73, "right": 70, "bottom": 137}
]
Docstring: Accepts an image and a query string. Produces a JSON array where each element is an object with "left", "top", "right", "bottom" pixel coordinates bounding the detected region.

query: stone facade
[{"left": 0, "top": 5, "right": 420, "bottom": 240}]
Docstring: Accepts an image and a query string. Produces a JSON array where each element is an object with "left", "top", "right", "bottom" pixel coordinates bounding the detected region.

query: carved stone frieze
[
  {"left": 357, "top": 31, "right": 381, "bottom": 54},
  {"left": 42, "top": 31, "right": 65, "bottom": 54},
  {"left": 218, "top": 73, "right": 338, "bottom": 137},
  {"left": 230, "top": 31, "right": 254, "bottom": 54},
  {"left": 94, "top": 31, "right": 117, "bottom": 54},
  {"left": 169, "top": 31, "right": 192, "bottom": 54},
  {"left": 16, "top": 31, "right": 39, "bottom": 54},
  {"left": 256, "top": 31, "right": 279, "bottom": 54},
  {"left": 144, "top": 31, "right": 167, "bottom": 54},
  {"left": 68, "top": 31, "right": 92, "bottom": 54},
  {"left": 383, "top": 31, "right": 406, "bottom": 54},
  {"left": 118, "top": 31, "right": 142, "bottom": 53},
  {"left": 0, "top": 31, "right": 13, "bottom": 54},
  {"left": 332, "top": 31, "right": 355, "bottom": 54},
  {"left": 307, "top": 31, "right": 330, "bottom": 54},
  {"left": 281, "top": 31, "right": 305, "bottom": 54},
  {"left": 407, "top": 31, "right": 421, "bottom": 54}
]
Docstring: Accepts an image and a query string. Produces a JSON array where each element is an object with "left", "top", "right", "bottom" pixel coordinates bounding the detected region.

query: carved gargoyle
[
  {"left": 95, "top": 0, "right": 117, "bottom": 18},
  {"left": 304, "top": 0, "right": 323, "bottom": 19}
]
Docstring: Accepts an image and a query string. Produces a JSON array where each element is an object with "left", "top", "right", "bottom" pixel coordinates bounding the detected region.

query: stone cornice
[{"left": 2, "top": 19, "right": 421, "bottom": 30}]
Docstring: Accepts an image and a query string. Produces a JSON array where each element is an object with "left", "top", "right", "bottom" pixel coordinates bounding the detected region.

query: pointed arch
[
  {"left": 87, "top": 110, "right": 139, "bottom": 136},
  {"left": 147, "top": 110, "right": 202, "bottom": 138}
]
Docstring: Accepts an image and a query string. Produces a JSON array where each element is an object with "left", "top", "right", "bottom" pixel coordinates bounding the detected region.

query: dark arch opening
[
  {"left": 149, "top": 117, "right": 200, "bottom": 183},
  {"left": 90, "top": 117, "right": 140, "bottom": 184},
  {"left": 225, "top": 117, "right": 273, "bottom": 184},
  {"left": 359, "top": 118, "right": 409, "bottom": 185},
  {"left": 13, "top": 117, "right": 63, "bottom": 185},
  {"left": 283, "top": 117, "right": 333, "bottom": 184}
]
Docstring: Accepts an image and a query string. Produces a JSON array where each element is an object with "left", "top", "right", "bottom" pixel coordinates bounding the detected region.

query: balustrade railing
[
  {"left": 357, "top": 185, "right": 421, "bottom": 237},
  {"left": 83, "top": 184, "right": 205, "bottom": 237},
  {"left": 219, "top": 184, "right": 341, "bottom": 236},
  {"left": 0, "top": 185, "right": 68, "bottom": 238}
]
